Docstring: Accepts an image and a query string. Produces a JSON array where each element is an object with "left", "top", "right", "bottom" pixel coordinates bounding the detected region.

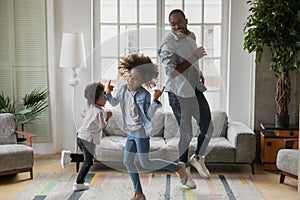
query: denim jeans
[
  {"left": 76, "top": 137, "right": 95, "bottom": 184},
  {"left": 168, "top": 89, "right": 213, "bottom": 163},
  {"left": 124, "top": 127, "right": 178, "bottom": 193}
]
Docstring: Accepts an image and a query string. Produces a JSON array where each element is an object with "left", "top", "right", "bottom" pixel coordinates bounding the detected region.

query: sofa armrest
[
  {"left": 227, "top": 122, "right": 256, "bottom": 163},
  {"left": 15, "top": 130, "right": 36, "bottom": 147}
]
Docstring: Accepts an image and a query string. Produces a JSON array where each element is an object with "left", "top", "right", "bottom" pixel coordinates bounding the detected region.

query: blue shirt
[
  {"left": 158, "top": 31, "right": 206, "bottom": 97},
  {"left": 104, "top": 84, "right": 162, "bottom": 137}
]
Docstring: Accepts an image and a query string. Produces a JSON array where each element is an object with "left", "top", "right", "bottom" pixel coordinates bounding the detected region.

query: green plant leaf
[
  {"left": 243, "top": 0, "right": 300, "bottom": 115},
  {"left": 0, "top": 88, "right": 49, "bottom": 128}
]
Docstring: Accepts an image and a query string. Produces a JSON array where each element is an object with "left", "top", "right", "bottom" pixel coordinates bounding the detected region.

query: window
[
  {"left": 0, "top": 0, "right": 51, "bottom": 142},
  {"left": 94, "top": 0, "right": 229, "bottom": 111}
]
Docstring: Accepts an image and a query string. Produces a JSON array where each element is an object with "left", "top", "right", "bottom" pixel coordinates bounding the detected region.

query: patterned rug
[{"left": 16, "top": 172, "right": 264, "bottom": 200}]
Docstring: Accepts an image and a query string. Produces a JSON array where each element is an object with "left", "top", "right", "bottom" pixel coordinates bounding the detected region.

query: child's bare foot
[{"left": 176, "top": 162, "right": 188, "bottom": 185}]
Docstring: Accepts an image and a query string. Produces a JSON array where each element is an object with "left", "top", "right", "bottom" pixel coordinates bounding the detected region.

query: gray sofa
[
  {"left": 0, "top": 113, "right": 35, "bottom": 179},
  {"left": 94, "top": 110, "right": 256, "bottom": 173}
]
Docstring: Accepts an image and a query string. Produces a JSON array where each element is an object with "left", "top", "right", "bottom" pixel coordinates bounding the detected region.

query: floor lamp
[{"left": 59, "top": 33, "right": 87, "bottom": 169}]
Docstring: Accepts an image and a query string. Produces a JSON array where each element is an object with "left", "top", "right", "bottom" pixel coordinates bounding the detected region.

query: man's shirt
[{"left": 158, "top": 31, "right": 206, "bottom": 97}]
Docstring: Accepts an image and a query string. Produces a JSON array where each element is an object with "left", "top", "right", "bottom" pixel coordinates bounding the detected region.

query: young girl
[
  {"left": 105, "top": 53, "right": 187, "bottom": 200},
  {"left": 73, "top": 82, "right": 112, "bottom": 191}
]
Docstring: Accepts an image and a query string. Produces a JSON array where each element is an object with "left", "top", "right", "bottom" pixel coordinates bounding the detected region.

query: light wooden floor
[{"left": 0, "top": 154, "right": 298, "bottom": 200}]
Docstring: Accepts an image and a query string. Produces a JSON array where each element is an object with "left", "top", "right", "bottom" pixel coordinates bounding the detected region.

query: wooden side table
[{"left": 260, "top": 123, "right": 299, "bottom": 170}]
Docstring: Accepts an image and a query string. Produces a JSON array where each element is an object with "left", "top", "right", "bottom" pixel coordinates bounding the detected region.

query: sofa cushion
[
  {"left": 164, "top": 112, "right": 179, "bottom": 139},
  {"left": 95, "top": 136, "right": 166, "bottom": 162},
  {"left": 211, "top": 111, "right": 228, "bottom": 137},
  {"left": 164, "top": 112, "right": 204, "bottom": 138},
  {"left": 151, "top": 109, "right": 165, "bottom": 137},
  {"left": 103, "top": 108, "right": 165, "bottom": 137},
  {"left": 95, "top": 136, "right": 127, "bottom": 162},
  {"left": 0, "top": 113, "right": 17, "bottom": 145},
  {"left": 205, "top": 137, "right": 235, "bottom": 163},
  {"left": 0, "top": 144, "right": 34, "bottom": 171},
  {"left": 164, "top": 137, "right": 236, "bottom": 163},
  {"left": 103, "top": 109, "right": 127, "bottom": 137}
]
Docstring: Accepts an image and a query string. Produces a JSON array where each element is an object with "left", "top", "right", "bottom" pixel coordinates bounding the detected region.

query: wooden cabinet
[{"left": 260, "top": 124, "right": 299, "bottom": 170}]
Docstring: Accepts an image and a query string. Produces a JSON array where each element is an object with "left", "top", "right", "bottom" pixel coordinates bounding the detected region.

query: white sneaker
[
  {"left": 60, "top": 150, "right": 71, "bottom": 169},
  {"left": 189, "top": 154, "right": 210, "bottom": 178},
  {"left": 72, "top": 182, "right": 89, "bottom": 191},
  {"left": 184, "top": 167, "right": 196, "bottom": 189}
]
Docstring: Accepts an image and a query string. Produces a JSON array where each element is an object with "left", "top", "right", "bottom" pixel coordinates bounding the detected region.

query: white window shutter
[
  {"left": 0, "top": 0, "right": 13, "bottom": 97},
  {"left": 0, "top": 0, "right": 51, "bottom": 143}
]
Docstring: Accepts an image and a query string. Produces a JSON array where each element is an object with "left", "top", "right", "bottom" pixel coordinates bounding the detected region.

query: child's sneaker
[
  {"left": 60, "top": 150, "right": 71, "bottom": 169},
  {"left": 176, "top": 162, "right": 188, "bottom": 185},
  {"left": 72, "top": 182, "right": 89, "bottom": 191}
]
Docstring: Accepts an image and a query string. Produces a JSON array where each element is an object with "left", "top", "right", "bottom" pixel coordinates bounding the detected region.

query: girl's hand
[
  {"left": 153, "top": 86, "right": 165, "bottom": 102},
  {"left": 106, "top": 80, "right": 114, "bottom": 94}
]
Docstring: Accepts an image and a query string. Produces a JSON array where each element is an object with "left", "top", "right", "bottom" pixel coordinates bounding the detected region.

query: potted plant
[
  {"left": 0, "top": 88, "right": 49, "bottom": 130},
  {"left": 243, "top": 0, "right": 300, "bottom": 127}
]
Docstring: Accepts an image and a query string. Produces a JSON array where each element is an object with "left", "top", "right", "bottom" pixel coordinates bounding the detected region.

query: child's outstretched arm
[
  {"left": 105, "top": 80, "right": 114, "bottom": 94},
  {"left": 104, "top": 80, "right": 120, "bottom": 106},
  {"left": 146, "top": 86, "right": 164, "bottom": 119}
]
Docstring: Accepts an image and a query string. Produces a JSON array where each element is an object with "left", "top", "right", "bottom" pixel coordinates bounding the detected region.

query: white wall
[
  {"left": 54, "top": 0, "right": 93, "bottom": 153},
  {"left": 33, "top": 0, "right": 92, "bottom": 154},
  {"left": 227, "top": 0, "right": 253, "bottom": 126},
  {"left": 33, "top": 0, "right": 253, "bottom": 154}
]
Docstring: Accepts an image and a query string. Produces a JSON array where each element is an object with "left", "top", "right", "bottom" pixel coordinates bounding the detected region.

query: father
[{"left": 158, "top": 9, "right": 213, "bottom": 189}]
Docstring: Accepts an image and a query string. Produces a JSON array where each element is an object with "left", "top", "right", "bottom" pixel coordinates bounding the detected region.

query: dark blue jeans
[
  {"left": 76, "top": 137, "right": 95, "bottom": 184},
  {"left": 168, "top": 89, "right": 212, "bottom": 163}
]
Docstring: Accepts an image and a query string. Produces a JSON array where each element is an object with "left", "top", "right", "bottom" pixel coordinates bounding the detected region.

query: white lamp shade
[{"left": 59, "top": 33, "right": 87, "bottom": 68}]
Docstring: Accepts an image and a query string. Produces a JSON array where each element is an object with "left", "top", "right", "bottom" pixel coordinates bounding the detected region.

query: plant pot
[{"left": 275, "top": 114, "right": 289, "bottom": 128}]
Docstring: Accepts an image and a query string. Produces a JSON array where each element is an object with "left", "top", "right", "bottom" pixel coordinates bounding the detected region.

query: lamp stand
[
  {"left": 59, "top": 33, "right": 87, "bottom": 170},
  {"left": 69, "top": 68, "right": 80, "bottom": 87},
  {"left": 69, "top": 68, "right": 84, "bottom": 170},
  {"left": 70, "top": 67, "right": 80, "bottom": 153}
]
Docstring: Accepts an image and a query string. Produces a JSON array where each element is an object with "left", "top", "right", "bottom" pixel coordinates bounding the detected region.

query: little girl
[
  {"left": 73, "top": 82, "right": 112, "bottom": 191},
  {"left": 105, "top": 53, "right": 187, "bottom": 200}
]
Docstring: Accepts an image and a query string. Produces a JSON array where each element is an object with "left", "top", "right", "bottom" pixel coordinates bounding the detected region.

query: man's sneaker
[
  {"left": 189, "top": 154, "right": 210, "bottom": 178},
  {"left": 184, "top": 166, "right": 196, "bottom": 189},
  {"left": 61, "top": 150, "right": 71, "bottom": 169},
  {"left": 72, "top": 182, "right": 89, "bottom": 191}
]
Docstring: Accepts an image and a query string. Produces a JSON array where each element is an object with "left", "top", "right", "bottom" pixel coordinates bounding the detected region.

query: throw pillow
[
  {"left": 103, "top": 108, "right": 127, "bottom": 137},
  {"left": 164, "top": 112, "right": 179, "bottom": 139},
  {"left": 151, "top": 109, "right": 165, "bottom": 137},
  {"left": 211, "top": 111, "right": 228, "bottom": 137}
]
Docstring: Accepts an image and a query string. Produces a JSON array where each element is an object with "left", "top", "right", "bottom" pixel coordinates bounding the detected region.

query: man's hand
[
  {"left": 153, "top": 86, "right": 165, "bottom": 102},
  {"left": 200, "top": 74, "right": 205, "bottom": 84},
  {"left": 193, "top": 46, "right": 207, "bottom": 60},
  {"left": 106, "top": 80, "right": 114, "bottom": 94}
]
